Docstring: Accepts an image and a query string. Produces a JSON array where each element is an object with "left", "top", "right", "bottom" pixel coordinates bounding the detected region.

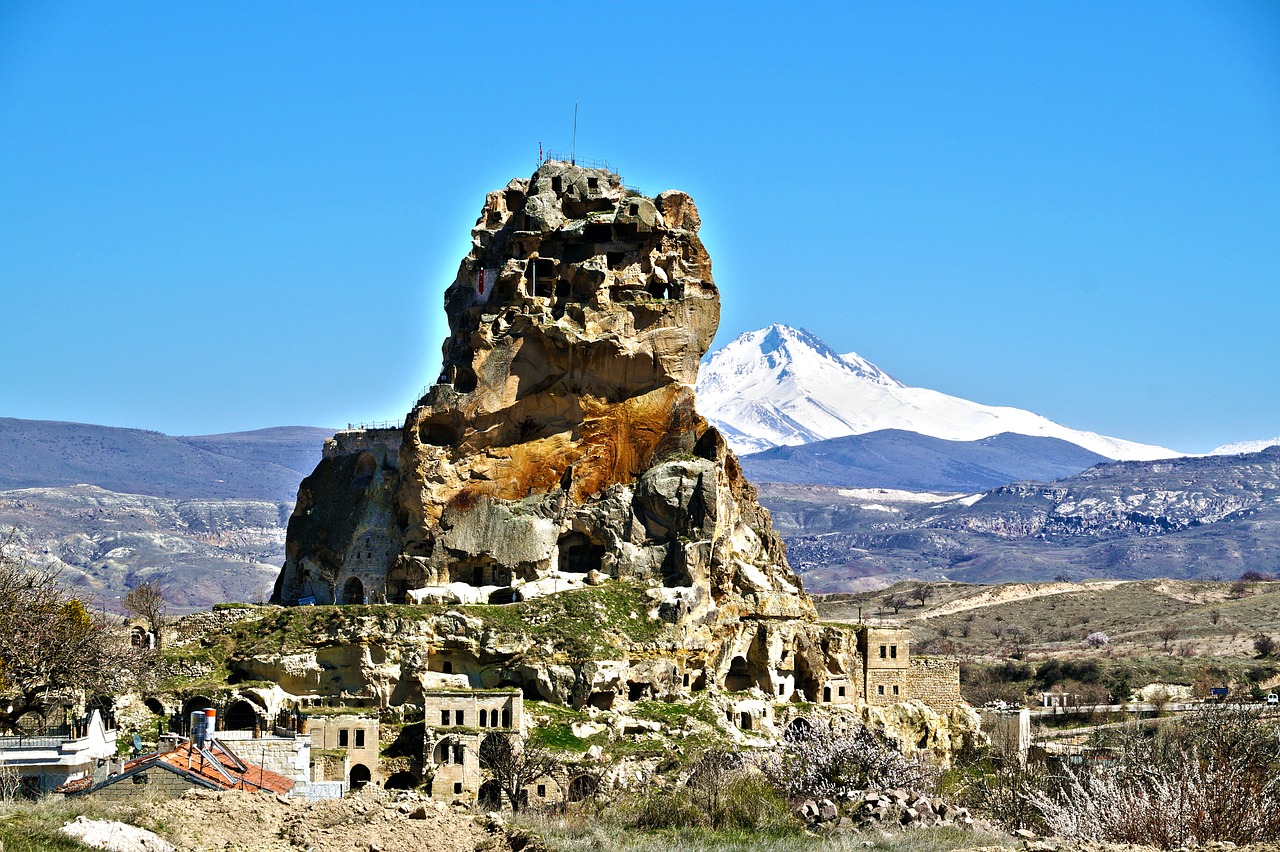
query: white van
[{"left": 1266, "top": 693, "right": 1278, "bottom": 705}]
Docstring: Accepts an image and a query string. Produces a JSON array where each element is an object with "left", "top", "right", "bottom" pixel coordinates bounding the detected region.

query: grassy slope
[{"left": 817, "top": 578, "right": 1280, "bottom": 701}]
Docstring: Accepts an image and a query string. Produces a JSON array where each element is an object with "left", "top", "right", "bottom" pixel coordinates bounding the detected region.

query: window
[
  {"left": 133, "top": 773, "right": 149, "bottom": 785},
  {"left": 682, "top": 673, "right": 690, "bottom": 687},
  {"left": 441, "top": 710, "right": 450, "bottom": 726},
  {"left": 878, "top": 685, "right": 885, "bottom": 695},
  {"left": 893, "top": 685, "right": 900, "bottom": 695},
  {"left": 454, "top": 782, "right": 463, "bottom": 794},
  {"left": 890, "top": 645, "right": 898, "bottom": 659},
  {"left": 355, "top": 729, "right": 365, "bottom": 748},
  {"left": 879, "top": 645, "right": 887, "bottom": 659},
  {"left": 479, "top": 712, "right": 487, "bottom": 728},
  {"left": 442, "top": 661, "right": 453, "bottom": 674},
  {"left": 501, "top": 708, "right": 511, "bottom": 728},
  {"left": 339, "top": 729, "right": 349, "bottom": 747},
  {"left": 455, "top": 710, "right": 465, "bottom": 726},
  {"left": 777, "top": 684, "right": 785, "bottom": 695},
  {"left": 587, "top": 177, "right": 598, "bottom": 189},
  {"left": 537, "top": 784, "right": 546, "bottom": 797},
  {"left": 628, "top": 203, "right": 638, "bottom": 216},
  {"left": 838, "top": 686, "right": 846, "bottom": 697},
  {"left": 452, "top": 743, "right": 464, "bottom": 764}
]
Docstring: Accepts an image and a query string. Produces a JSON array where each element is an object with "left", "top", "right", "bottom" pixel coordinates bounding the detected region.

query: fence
[{"left": 540, "top": 151, "right": 619, "bottom": 175}]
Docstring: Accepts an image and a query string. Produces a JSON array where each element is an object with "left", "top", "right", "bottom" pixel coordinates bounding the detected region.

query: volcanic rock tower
[{"left": 272, "top": 161, "right": 841, "bottom": 697}]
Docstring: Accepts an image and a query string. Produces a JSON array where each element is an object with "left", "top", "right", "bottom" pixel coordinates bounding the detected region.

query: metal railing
[
  {"left": 540, "top": 151, "right": 619, "bottom": 175},
  {"left": 341, "top": 421, "right": 403, "bottom": 431}
]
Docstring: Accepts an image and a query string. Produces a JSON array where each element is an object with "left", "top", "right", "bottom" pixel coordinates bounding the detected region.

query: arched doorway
[
  {"left": 784, "top": 717, "right": 813, "bottom": 742},
  {"left": 385, "top": 771, "right": 419, "bottom": 791},
  {"left": 725, "top": 656, "right": 751, "bottom": 692},
  {"left": 349, "top": 764, "right": 371, "bottom": 790},
  {"left": 224, "top": 699, "right": 258, "bottom": 731},
  {"left": 144, "top": 697, "right": 166, "bottom": 716},
  {"left": 479, "top": 733, "right": 511, "bottom": 771},
  {"left": 342, "top": 577, "right": 365, "bottom": 605},
  {"left": 566, "top": 775, "right": 597, "bottom": 803},
  {"left": 478, "top": 779, "right": 503, "bottom": 811}
]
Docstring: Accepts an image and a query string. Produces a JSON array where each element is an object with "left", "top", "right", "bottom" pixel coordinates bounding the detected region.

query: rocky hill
[
  {"left": 270, "top": 160, "right": 867, "bottom": 710},
  {"left": 741, "top": 429, "right": 1110, "bottom": 492},
  {"left": 768, "top": 447, "right": 1280, "bottom": 590},
  {"left": 0, "top": 485, "right": 286, "bottom": 611},
  {"left": 0, "top": 420, "right": 331, "bottom": 610}
]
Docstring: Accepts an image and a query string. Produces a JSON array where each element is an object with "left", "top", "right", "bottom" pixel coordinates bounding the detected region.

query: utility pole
[{"left": 571, "top": 101, "right": 578, "bottom": 165}]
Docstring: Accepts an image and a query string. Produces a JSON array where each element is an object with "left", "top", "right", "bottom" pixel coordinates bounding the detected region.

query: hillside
[
  {"left": 0, "top": 418, "right": 334, "bottom": 611},
  {"left": 0, "top": 484, "right": 286, "bottom": 611},
  {"left": 817, "top": 578, "right": 1280, "bottom": 703},
  {"left": 763, "top": 446, "right": 1280, "bottom": 591},
  {"left": 0, "top": 418, "right": 333, "bottom": 501},
  {"left": 741, "top": 429, "right": 1110, "bottom": 492}
]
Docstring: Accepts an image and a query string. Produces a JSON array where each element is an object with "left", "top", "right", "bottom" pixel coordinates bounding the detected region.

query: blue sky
[{"left": 1, "top": 1, "right": 1277, "bottom": 453}]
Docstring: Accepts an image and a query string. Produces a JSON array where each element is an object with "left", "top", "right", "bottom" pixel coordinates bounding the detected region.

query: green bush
[{"left": 625, "top": 787, "right": 709, "bottom": 829}]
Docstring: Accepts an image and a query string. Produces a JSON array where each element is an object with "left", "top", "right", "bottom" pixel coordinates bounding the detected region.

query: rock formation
[
  {"left": 267, "top": 162, "right": 961, "bottom": 721},
  {"left": 274, "top": 161, "right": 809, "bottom": 623}
]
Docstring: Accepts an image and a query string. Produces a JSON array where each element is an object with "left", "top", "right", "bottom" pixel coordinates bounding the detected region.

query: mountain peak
[{"left": 695, "top": 326, "right": 1180, "bottom": 461}]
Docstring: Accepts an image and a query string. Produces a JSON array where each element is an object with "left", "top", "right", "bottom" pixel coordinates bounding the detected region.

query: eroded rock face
[{"left": 274, "top": 161, "right": 811, "bottom": 630}]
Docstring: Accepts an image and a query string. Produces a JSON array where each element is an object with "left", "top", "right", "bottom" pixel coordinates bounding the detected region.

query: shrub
[{"left": 1032, "top": 705, "right": 1280, "bottom": 847}]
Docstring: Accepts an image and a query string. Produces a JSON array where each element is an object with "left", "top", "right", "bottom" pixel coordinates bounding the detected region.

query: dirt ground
[{"left": 140, "top": 786, "right": 500, "bottom": 852}]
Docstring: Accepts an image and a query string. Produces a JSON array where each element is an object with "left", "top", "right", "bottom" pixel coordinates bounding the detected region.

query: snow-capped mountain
[
  {"left": 1210, "top": 437, "right": 1280, "bottom": 455},
  {"left": 695, "top": 325, "right": 1180, "bottom": 461}
]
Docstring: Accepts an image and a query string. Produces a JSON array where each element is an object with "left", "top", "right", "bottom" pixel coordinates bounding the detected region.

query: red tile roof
[{"left": 120, "top": 738, "right": 295, "bottom": 795}]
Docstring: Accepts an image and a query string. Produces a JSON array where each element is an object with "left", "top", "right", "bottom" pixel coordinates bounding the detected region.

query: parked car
[{"left": 1266, "top": 693, "right": 1278, "bottom": 705}]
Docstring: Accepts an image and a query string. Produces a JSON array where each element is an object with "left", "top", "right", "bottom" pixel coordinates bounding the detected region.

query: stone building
[
  {"left": 423, "top": 688, "right": 523, "bottom": 802},
  {"left": 307, "top": 715, "right": 380, "bottom": 790}
]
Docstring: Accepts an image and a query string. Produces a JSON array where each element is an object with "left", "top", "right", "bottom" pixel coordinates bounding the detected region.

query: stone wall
[
  {"left": 907, "top": 658, "right": 962, "bottom": 710},
  {"left": 215, "top": 731, "right": 310, "bottom": 783},
  {"left": 324, "top": 429, "right": 403, "bottom": 459},
  {"left": 89, "top": 767, "right": 203, "bottom": 804}
]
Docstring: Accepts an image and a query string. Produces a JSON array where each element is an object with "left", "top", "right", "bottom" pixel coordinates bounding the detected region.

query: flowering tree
[
  {"left": 759, "top": 717, "right": 931, "bottom": 801},
  {"left": 1032, "top": 705, "right": 1280, "bottom": 846}
]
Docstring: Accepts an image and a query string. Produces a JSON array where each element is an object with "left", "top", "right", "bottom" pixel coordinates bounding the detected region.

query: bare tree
[
  {"left": 1006, "top": 625, "right": 1030, "bottom": 660},
  {"left": 0, "top": 536, "right": 144, "bottom": 734},
  {"left": 1208, "top": 609, "right": 1221, "bottom": 626},
  {"left": 478, "top": 733, "right": 557, "bottom": 814},
  {"left": 122, "top": 580, "right": 168, "bottom": 650},
  {"left": 912, "top": 583, "right": 935, "bottom": 607},
  {"left": 882, "top": 593, "right": 908, "bottom": 614},
  {"left": 1254, "top": 633, "right": 1276, "bottom": 658},
  {"left": 1158, "top": 623, "right": 1181, "bottom": 653}
]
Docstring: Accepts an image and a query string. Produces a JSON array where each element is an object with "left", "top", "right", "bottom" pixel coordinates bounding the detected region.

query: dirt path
[{"left": 920, "top": 581, "right": 1126, "bottom": 619}]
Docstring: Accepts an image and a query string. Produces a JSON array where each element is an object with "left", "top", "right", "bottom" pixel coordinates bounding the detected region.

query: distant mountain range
[
  {"left": 740, "top": 429, "right": 1110, "bottom": 492},
  {"left": 0, "top": 419, "right": 333, "bottom": 611},
  {"left": 0, "top": 418, "right": 333, "bottom": 501},
  {"left": 696, "top": 325, "right": 1180, "bottom": 460},
  {"left": 764, "top": 447, "right": 1280, "bottom": 592}
]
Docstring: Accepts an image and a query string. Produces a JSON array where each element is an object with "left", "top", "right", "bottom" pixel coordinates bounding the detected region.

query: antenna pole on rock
[{"left": 571, "top": 101, "right": 578, "bottom": 166}]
